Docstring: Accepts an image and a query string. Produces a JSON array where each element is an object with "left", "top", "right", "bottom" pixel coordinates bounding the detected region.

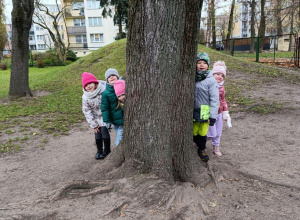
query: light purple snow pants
[{"left": 207, "top": 113, "right": 223, "bottom": 146}]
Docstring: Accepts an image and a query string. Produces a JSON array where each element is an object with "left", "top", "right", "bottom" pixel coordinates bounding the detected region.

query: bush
[
  {"left": 44, "top": 59, "right": 52, "bottom": 66},
  {"left": 67, "top": 49, "right": 77, "bottom": 61},
  {"left": 115, "top": 32, "right": 127, "bottom": 41},
  {"left": 0, "top": 62, "right": 8, "bottom": 70},
  {"left": 36, "top": 59, "right": 45, "bottom": 68}
]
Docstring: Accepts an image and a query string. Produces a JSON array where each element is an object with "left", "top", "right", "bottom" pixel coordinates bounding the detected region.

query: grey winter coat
[
  {"left": 82, "top": 80, "right": 107, "bottom": 129},
  {"left": 194, "top": 71, "right": 219, "bottom": 122}
]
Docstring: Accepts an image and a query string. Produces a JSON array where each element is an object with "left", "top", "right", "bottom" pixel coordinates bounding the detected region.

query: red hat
[
  {"left": 114, "top": 80, "right": 125, "bottom": 97},
  {"left": 82, "top": 72, "right": 99, "bottom": 88}
]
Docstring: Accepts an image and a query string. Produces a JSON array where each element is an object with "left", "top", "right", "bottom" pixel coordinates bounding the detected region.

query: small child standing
[
  {"left": 114, "top": 80, "right": 125, "bottom": 110},
  {"left": 193, "top": 52, "right": 219, "bottom": 162},
  {"left": 101, "top": 68, "right": 124, "bottom": 147},
  {"left": 82, "top": 72, "right": 111, "bottom": 160},
  {"left": 207, "top": 61, "right": 232, "bottom": 157}
]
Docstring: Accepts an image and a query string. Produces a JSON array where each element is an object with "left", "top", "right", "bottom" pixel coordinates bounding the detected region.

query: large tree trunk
[
  {"left": 125, "top": 0, "right": 209, "bottom": 184},
  {"left": 226, "top": 0, "right": 235, "bottom": 50},
  {"left": 258, "top": 0, "right": 266, "bottom": 53},
  {"left": 9, "top": 0, "right": 34, "bottom": 97},
  {"left": 250, "top": 0, "right": 256, "bottom": 53}
]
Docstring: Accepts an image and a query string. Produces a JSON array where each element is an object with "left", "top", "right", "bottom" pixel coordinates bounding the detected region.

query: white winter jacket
[{"left": 82, "top": 80, "right": 106, "bottom": 128}]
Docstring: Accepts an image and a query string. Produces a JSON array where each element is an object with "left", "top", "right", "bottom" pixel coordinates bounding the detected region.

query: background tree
[
  {"left": 9, "top": 0, "right": 34, "bottom": 97},
  {"left": 33, "top": 0, "right": 69, "bottom": 64},
  {"left": 276, "top": 0, "right": 283, "bottom": 35},
  {"left": 249, "top": 0, "right": 256, "bottom": 53},
  {"left": 205, "top": 0, "right": 212, "bottom": 47},
  {"left": 288, "top": 0, "right": 295, "bottom": 51},
  {"left": 225, "top": 0, "right": 235, "bottom": 50},
  {"left": 258, "top": 0, "right": 266, "bottom": 52},
  {"left": 0, "top": 0, "right": 7, "bottom": 60},
  {"left": 100, "top": 0, "right": 128, "bottom": 40},
  {"left": 121, "top": 0, "right": 209, "bottom": 184},
  {"left": 211, "top": 0, "right": 216, "bottom": 49}
]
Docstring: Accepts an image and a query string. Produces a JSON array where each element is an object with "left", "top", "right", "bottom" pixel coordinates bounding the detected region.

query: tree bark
[
  {"left": 288, "top": 0, "right": 295, "bottom": 52},
  {"left": 250, "top": 0, "right": 256, "bottom": 53},
  {"left": 258, "top": 0, "right": 266, "bottom": 53},
  {"left": 9, "top": 0, "right": 34, "bottom": 97},
  {"left": 226, "top": 0, "right": 235, "bottom": 50},
  {"left": 125, "top": 0, "right": 209, "bottom": 184}
]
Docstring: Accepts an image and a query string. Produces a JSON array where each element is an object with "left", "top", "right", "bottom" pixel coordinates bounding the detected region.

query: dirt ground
[{"left": 1, "top": 68, "right": 300, "bottom": 220}]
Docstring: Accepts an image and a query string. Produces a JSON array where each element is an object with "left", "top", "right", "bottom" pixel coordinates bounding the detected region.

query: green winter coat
[{"left": 101, "top": 83, "right": 124, "bottom": 125}]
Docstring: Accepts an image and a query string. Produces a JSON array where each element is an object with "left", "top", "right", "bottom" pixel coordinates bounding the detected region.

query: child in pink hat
[
  {"left": 81, "top": 72, "right": 111, "bottom": 160},
  {"left": 114, "top": 80, "right": 125, "bottom": 110},
  {"left": 206, "top": 61, "right": 232, "bottom": 157}
]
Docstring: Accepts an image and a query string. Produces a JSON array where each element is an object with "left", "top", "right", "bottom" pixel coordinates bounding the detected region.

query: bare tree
[
  {"left": 211, "top": 0, "right": 216, "bottom": 49},
  {"left": 0, "top": 0, "right": 7, "bottom": 60},
  {"left": 205, "top": 0, "right": 212, "bottom": 47},
  {"left": 226, "top": 0, "right": 235, "bottom": 50},
  {"left": 258, "top": 0, "right": 266, "bottom": 52},
  {"left": 249, "top": 0, "right": 256, "bottom": 53},
  {"left": 33, "top": 0, "right": 69, "bottom": 64},
  {"left": 276, "top": 0, "right": 283, "bottom": 35},
  {"left": 9, "top": 0, "right": 34, "bottom": 97}
]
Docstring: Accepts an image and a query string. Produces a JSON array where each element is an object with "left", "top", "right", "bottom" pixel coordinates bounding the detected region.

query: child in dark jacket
[
  {"left": 101, "top": 68, "right": 124, "bottom": 147},
  {"left": 193, "top": 52, "right": 219, "bottom": 162},
  {"left": 82, "top": 72, "right": 111, "bottom": 160}
]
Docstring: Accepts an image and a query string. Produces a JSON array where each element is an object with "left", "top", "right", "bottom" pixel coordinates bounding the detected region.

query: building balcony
[
  {"left": 66, "top": 26, "right": 86, "bottom": 34},
  {"left": 69, "top": 42, "right": 88, "bottom": 49},
  {"left": 65, "top": 8, "right": 84, "bottom": 18},
  {"left": 29, "top": 40, "right": 36, "bottom": 45}
]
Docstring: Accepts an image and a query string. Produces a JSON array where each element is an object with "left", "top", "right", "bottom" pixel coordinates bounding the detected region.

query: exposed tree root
[
  {"left": 49, "top": 180, "right": 113, "bottom": 201},
  {"left": 104, "top": 201, "right": 130, "bottom": 218},
  {"left": 207, "top": 161, "right": 219, "bottom": 189}
]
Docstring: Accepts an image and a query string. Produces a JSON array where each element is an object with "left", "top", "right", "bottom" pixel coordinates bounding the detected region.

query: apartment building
[{"left": 62, "top": 0, "right": 121, "bottom": 57}]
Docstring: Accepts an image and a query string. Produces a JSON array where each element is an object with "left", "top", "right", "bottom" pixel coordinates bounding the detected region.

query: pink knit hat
[
  {"left": 212, "top": 61, "right": 227, "bottom": 78},
  {"left": 114, "top": 80, "right": 125, "bottom": 97},
  {"left": 82, "top": 72, "right": 99, "bottom": 88}
]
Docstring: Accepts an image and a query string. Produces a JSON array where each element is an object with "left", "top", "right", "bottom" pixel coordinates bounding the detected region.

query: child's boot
[
  {"left": 95, "top": 139, "right": 105, "bottom": 160},
  {"left": 102, "top": 138, "right": 111, "bottom": 158},
  {"left": 195, "top": 135, "right": 209, "bottom": 162},
  {"left": 213, "top": 145, "right": 222, "bottom": 157}
]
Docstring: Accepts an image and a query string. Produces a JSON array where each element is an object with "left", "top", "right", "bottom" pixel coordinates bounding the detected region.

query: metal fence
[{"left": 208, "top": 33, "right": 300, "bottom": 68}]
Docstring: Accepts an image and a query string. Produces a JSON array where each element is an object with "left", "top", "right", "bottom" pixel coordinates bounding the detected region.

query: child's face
[
  {"left": 196, "top": 60, "right": 208, "bottom": 71},
  {"left": 213, "top": 73, "right": 224, "bottom": 83},
  {"left": 108, "top": 75, "right": 118, "bottom": 84},
  {"left": 85, "top": 83, "right": 97, "bottom": 92},
  {"left": 118, "top": 94, "right": 125, "bottom": 103}
]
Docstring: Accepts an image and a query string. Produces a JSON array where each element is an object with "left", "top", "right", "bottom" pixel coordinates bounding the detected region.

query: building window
[
  {"left": 83, "top": 51, "right": 86, "bottom": 55},
  {"left": 36, "top": 25, "right": 44, "bottom": 30},
  {"left": 72, "top": 2, "right": 84, "bottom": 10},
  {"left": 29, "top": 45, "right": 36, "bottom": 50},
  {"left": 76, "top": 35, "right": 87, "bottom": 43},
  {"left": 88, "top": 17, "right": 102, "bottom": 26},
  {"left": 29, "top": 35, "right": 35, "bottom": 41},
  {"left": 74, "top": 18, "right": 86, "bottom": 26},
  {"left": 87, "top": 0, "right": 100, "bottom": 9},
  {"left": 38, "top": 44, "right": 46, "bottom": 49},
  {"left": 90, "top": 33, "right": 103, "bottom": 42},
  {"left": 37, "top": 35, "right": 44, "bottom": 41}
]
